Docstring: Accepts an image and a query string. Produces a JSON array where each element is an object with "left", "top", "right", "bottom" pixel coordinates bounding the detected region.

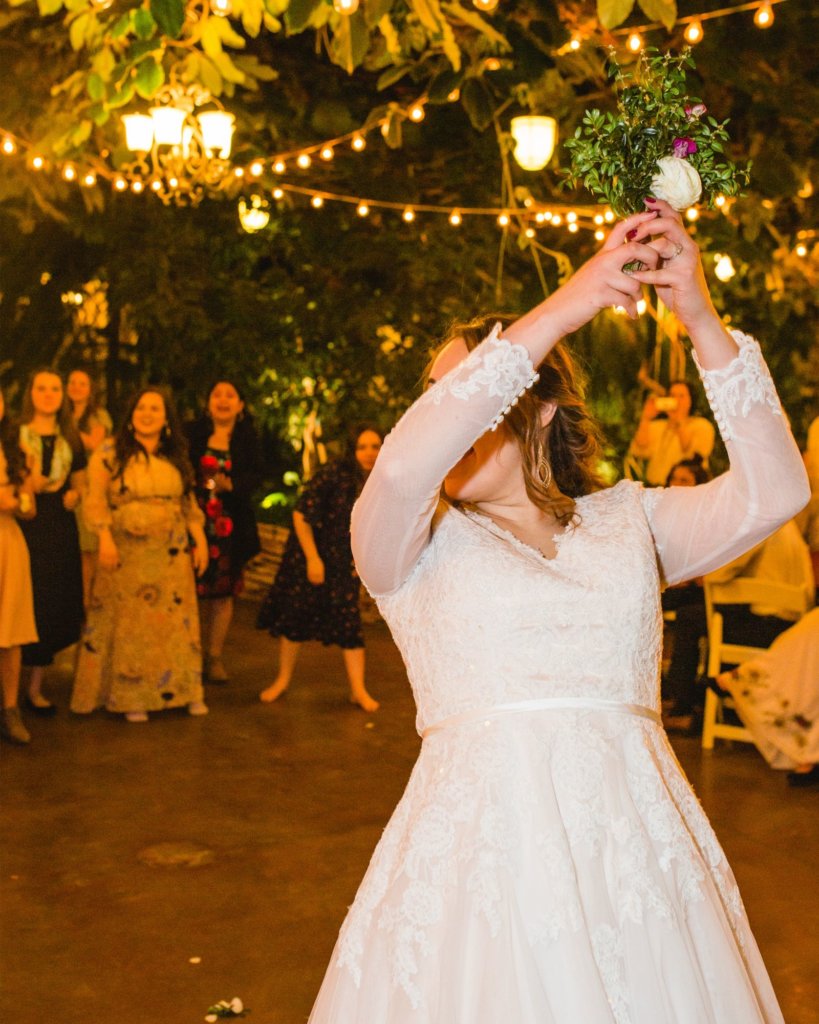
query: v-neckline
[{"left": 460, "top": 505, "right": 580, "bottom": 566}]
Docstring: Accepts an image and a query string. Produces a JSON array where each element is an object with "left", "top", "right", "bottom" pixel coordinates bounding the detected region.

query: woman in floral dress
[
  {"left": 186, "top": 380, "right": 261, "bottom": 683},
  {"left": 258, "top": 426, "right": 383, "bottom": 712},
  {"left": 71, "top": 387, "right": 209, "bottom": 723}
]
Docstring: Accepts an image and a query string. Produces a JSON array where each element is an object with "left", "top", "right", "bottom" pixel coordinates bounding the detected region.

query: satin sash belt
[{"left": 421, "top": 696, "right": 661, "bottom": 739}]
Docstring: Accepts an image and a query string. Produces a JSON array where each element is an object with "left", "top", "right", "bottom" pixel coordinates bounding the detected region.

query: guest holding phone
[{"left": 629, "top": 380, "right": 715, "bottom": 486}]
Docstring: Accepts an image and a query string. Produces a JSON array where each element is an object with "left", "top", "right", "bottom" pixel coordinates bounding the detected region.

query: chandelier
[{"left": 121, "top": 82, "right": 236, "bottom": 205}]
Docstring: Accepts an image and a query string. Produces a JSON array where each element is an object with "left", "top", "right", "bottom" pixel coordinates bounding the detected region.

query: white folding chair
[{"left": 701, "top": 577, "right": 811, "bottom": 749}]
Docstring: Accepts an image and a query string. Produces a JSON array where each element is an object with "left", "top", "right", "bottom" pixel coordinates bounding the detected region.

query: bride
[{"left": 308, "top": 199, "right": 808, "bottom": 1023}]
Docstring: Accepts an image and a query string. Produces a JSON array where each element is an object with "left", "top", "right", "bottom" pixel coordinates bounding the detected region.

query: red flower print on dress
[
  {"left": 206, "top": 497, "right": 222, "bottom": 518},
  {"left": 214, "top": 517, "right": 233, "bottom": 538},
  {"left": 201, "top": 454, "right": 220, "bottom": 471}
]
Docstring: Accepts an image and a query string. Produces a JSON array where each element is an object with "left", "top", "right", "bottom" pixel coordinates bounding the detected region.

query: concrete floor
[{"left": 1, "top": 600, "right": 817, "bottom": 1024}]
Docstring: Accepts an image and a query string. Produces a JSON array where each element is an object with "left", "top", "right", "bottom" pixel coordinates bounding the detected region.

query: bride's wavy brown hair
[{"left": 428, "top": 314, "right": 607, "bottom": 526}]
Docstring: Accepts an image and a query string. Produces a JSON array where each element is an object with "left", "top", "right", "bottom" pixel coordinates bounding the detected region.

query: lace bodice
[{"left": 353, "top": 327, "right": 809, "bottom": 734}]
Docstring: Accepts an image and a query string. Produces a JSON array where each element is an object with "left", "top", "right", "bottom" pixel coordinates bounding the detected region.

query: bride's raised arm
[{"left": 351, "top": 211, "right": 664, "bottom": 597}]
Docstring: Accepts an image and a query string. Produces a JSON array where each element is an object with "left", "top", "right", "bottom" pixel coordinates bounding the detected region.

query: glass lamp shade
[
  {"left": 510, "top": 116, "right": 557, "bottom": 171},
  {"left": 122, "top": 113, "right": 155, "bottom": 152},
  {"left": 149, "top": 105, "right": 187, "bottom": 147},
  {"left": 198, "top": 111, "right": 235, "bottom": 158}
]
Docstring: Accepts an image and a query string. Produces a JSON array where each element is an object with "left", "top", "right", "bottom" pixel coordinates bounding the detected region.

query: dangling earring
[
  {"left": 127, "top": 422, "right": 135, "bottom": 434},
  {"left": 535, "top": 440, "right": 552, "bottom": 488}
]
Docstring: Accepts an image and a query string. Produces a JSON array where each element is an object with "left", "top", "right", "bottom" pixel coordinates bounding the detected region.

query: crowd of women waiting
[
  {"left": 0, "top": 365, "right": 385, "bottom": 746},
  {"left": 1, "top": 359, "right": 817, "bottom": 784}
]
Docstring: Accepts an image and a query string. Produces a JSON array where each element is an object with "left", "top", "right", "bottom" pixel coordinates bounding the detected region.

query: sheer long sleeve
[
  {"left": 640, "top": 330, "right": 810, "bottom": 587},
  {"left": 352, "top": 324, "right": 540, "bottom": 596}
]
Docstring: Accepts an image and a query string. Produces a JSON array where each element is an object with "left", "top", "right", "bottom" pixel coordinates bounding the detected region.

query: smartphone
[{"left": 655, "top": 396, "right": 678, "bottom": 412}]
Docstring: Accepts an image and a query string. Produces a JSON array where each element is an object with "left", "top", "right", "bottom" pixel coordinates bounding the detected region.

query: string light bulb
[
  {"left": 356, "top": 202, "right": 369, "bottom": 217},
  {"left": 754, "top": 2, "right": 773, "bottom": 28},
  {"left": 604, "top": 209, "right": 615, "bottom": 223},
  {"left": 131, "top": 179, "right": 144, "bottom": 193},
  {"left": 684, "top": 19, "right": 704, "bottom": 44},
  {"left": 297, "top": 153, "right": 311, "bottom": 169},
  {"left": 449, "top": 210, "right": 462, "bottom": 226},
  {"left": 568, "top": 222, "right": 579, "bottom": 233},
  {"left": 249, "top": 160, "right": 264, "bottom": 176},
  {"left": 472, "top": 0, "right": 499, "bottom": 11},
  {"left": 62, "top": 164, "right": 77, "bottom": 181},
  {"left": 82, "top": 172, "right": 96, "bottom": 186},
  {"left": 627, "top": 32, "right": 642, "bottom": 52},
  {"left": 320, "top": 146, "right": 334, "bottom": 161},
  {"left": 551, "top": 214, "right": 563, "bottom": 226},
  {"left": 351, "top": 135, "right": 366, "bottom": 152},
  {"left": 566, "top": 211, "right": 577, "bottom": 223},
  {"left": 332, "top": 0, "right": 359, "bottom": 13},
  {"left": 595, "top": 229, "right": 606, "bottom": 241},
  {"left": 525, "top": 227, "right": 536, "bottom": 239},
  {"left": 233, "top": 167, "right": 244, "bottom": 178},
  {"left": 794, "top": 243, "right": 808, "bottom": 258},
  {"left": 273, "top": 160, "right": 286, "bottom": 174},
  {"left": 311, "top": 195, "right": 324, "bottom": 208},
  {"left": 402, "top": 207, "right": 415, "bottom": 222},
  {"left": 714, "top": 194, "right": 726, "bottom": 208},
  {"left": 209, "top": 0, "right": 233, "bottom": 15},
  {"left": 113, "top": 176, "right": 128, "bottom": 191},
  {"left": 272, "top": 187, "right": 284, "bottom": 199},
  {"left": 569, "top": 35, "right": 581, "bottom": 51},
  {"left": 409, "top": 104, "right": 425, "bottom": 123},
  {"left": 497, "top": 213, "right": 510, "bottom": 227},
  {"left": 1, "top": 136, "right": 16, "bottom": 155},
  {"left": 714, "top": 254, "right": 736, "bottom": 281},
  {"left": 168, "top": 176, "right": 179, "bottom": 188},
  {"left": 686, "top": 207, "right": 699, "bottom": 221},
  {"left": 150, "top": 179, "right": 162, "bottom": 192}
]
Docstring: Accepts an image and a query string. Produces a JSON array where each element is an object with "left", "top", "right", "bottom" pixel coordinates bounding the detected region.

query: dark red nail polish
[
  {"left": 644, "top": 196, "right": 657, "bottom": 204},
  {"left": 626, "top": 229, "right": 637, "bottom": 240}
]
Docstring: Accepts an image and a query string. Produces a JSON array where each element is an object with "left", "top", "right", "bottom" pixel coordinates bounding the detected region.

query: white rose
[{"left": 650, "top": 156, "right": 702, "bottom": 210}]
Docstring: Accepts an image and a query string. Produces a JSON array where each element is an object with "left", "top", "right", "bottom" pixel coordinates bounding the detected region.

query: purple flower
[
  {"left": 672, "top": 137, "right": 698, "bottom": 158},
  {"left": 685, "top": 103, "right": 707, "bottom": 120}
]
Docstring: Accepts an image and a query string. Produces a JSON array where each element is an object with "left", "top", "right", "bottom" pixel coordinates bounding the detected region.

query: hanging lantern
[
  {"left": 122, "top": 113, "right": 155, "bottom": 152},
  {"left": 197, "top": 110, "right": 235, "bottom": 158},
  {"left": 510, "top": 116, "right": 557, "bottom": 171},
  {"left": 238, "top": 196, "right": 270, "bottom": 233},
  {"left": 149, "top": 106, "right": 186, "bottom": 147}
]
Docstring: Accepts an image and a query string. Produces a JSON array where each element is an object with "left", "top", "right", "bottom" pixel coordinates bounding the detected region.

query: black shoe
[
  {"left": 24, "top": 695, "right": 57, "bottom": 717},
  {"left": 787, "top": 766, "right": 819, "bottom": 788}
]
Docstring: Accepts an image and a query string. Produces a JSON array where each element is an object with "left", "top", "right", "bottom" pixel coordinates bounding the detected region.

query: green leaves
[
  {"left": 637, "top": 0, "right": 677, "bottom": 30},
  {"left": 596, "top": 0, "right": 635, "bottom": 30},
  {"left": 135, "top": 57, "right": 165, "bottom": 98},
  {"left": 150, "top": 0, "right": 184, "bottom": 39},
  {"left": 461, "top": 77, "right": 494, "bottom": 130}
]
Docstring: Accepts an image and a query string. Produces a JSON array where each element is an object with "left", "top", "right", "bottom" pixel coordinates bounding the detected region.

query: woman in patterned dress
[
  {"left": 71, "top": 387, "right": 209, "bottom": 723},
  {"left": 186, "top": 380, "right": 261, "bottom": 683},
  {"left": 257, "top": 426, "right": 383, "bottom": 712}
]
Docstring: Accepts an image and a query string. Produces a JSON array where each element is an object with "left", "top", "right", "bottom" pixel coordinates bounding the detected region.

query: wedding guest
[
  {"left": 307, "top": 201, "right": 807, "bottom": 1022},
  {"left": 718, "top": 607, "right": 819, "bottom": 787},
  {"left": 258, "top": 425, "right": 383, "bottom": 712},
  {"left": 664, "top": 517, "right": 813, "bottom": 733},
  {"left": 629, "top": 379, "right": 715, "bottom": 485},
  {"left": 186, "top": 380, "right": 261, "bottom": 683},
  {"left": 0, "top": 387, "right": 37, "bottom": 745},
  {"left": 18, "top": 369, "right": 86, "bottom": 714},
  {"left": 67, "top": 368, "right": 113, "bottom": 605},
  {"left": 71, "top": 387, "right": 209, "bottom": 723}
]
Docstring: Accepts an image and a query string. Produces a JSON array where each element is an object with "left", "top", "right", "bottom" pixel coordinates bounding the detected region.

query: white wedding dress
[{"left": 308, "top": 327, "right": 808, "bottom": 1024}]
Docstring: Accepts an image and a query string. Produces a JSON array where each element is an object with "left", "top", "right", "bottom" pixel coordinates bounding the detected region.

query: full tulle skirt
[{"left": 308, "top": 710, "right": 783, "bottom": 1024}]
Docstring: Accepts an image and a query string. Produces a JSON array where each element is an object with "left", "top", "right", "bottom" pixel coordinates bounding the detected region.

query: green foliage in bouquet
[{"left": 562, "top": 48, "right": 750, "bottom": 217}]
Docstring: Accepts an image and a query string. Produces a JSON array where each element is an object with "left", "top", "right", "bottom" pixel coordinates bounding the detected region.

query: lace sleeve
[
  {"left": 640, "top": 330, "right": 810, "bottom": 586},
  {"left": 352, "top": 324, "right": 539, "bottom": 596}
]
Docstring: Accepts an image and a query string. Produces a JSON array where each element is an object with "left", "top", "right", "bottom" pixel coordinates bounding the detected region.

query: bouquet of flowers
[{"left": 562, "top": 48, "right": 750, "bottom": 216}]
